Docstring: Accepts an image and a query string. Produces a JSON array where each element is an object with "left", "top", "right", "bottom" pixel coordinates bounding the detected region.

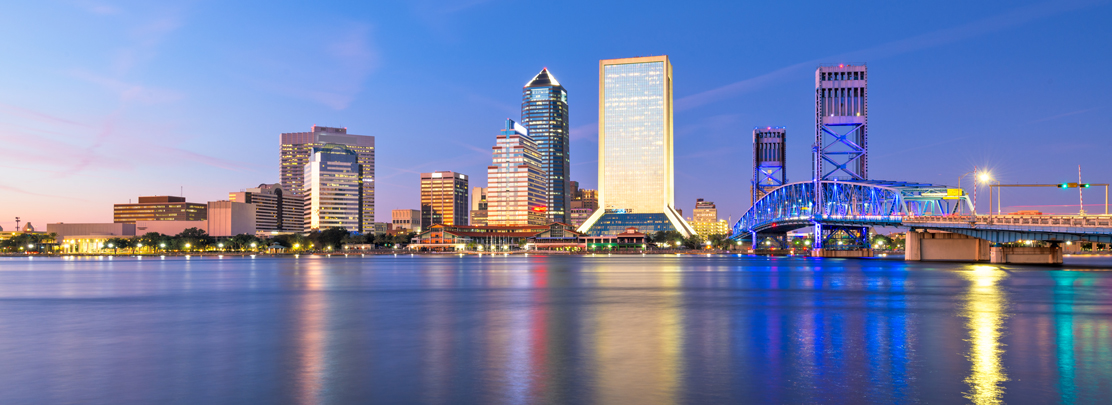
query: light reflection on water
[
  {"left": 960, "top": 266, "right": 1009, "bottom": 405},
  {"left": 0, "top": 255, "right": 1110, "bottom": 404}
]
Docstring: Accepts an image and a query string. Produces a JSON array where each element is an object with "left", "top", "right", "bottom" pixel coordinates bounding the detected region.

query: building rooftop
[{"left": 524, "top": 68, "right": 560, "bottom": 87}]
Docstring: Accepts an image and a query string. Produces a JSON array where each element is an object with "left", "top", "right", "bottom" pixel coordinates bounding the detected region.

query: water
[{"left": 0, "top": 255, "right": 1110, "bottom": 404}]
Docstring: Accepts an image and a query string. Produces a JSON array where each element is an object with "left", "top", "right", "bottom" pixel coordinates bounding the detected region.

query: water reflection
[
  {"left": 591, "top": 264, "right": 684, "bottom": 405},
  {"left": 294, "top": 259, "right": 328, "bottom": 405},
  {"left": 960, "top": 265, "right": 1009, "bottom": 405}
]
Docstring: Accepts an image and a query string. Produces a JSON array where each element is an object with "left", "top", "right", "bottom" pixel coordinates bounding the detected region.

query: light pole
[{"left": 976, "top": 171, "right": 992, "bottom": 217}]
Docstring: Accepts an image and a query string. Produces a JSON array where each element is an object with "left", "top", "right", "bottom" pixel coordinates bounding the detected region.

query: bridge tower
[
  {"left": 813, "top": 64, "right": 867, "bottom": 181},
  {"left": 813, "top": 64, "right": 869, "bottom": 252},
  {"left": 752, "top": 127, "right": 786, "bottom": 207}
]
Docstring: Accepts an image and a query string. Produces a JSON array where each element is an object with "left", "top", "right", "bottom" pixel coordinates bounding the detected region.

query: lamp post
[{"left": 976, "top": 171, "right": 992, "bottom": 217}]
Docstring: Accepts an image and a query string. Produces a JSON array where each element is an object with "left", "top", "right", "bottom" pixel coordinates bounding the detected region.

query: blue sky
[{"left": 2, "top": 0, "right": 1110, "bottom": 229}]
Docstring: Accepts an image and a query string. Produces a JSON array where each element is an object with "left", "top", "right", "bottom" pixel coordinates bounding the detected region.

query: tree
[{"left": 176, "top": 227, "right": 213, "bottom": 250}]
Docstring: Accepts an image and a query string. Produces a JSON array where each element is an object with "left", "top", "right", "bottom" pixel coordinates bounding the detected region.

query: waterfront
[{"left": 0, "top": 255, "right": 1109, "bottom": 404}]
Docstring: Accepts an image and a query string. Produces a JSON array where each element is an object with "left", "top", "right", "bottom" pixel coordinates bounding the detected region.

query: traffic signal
[{"left": 1058, "top": 183, "right": 1090, "bottom": 188}]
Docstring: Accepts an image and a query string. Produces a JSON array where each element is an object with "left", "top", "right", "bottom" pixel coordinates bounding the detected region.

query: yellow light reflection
[
  {"left": 295, "top": 262, "right": 327, "bottom": 405},
  {"left": 960, "top": 265, "right": 1009, "bottom": 404},
  {"left": 592, "top": 265, "right": 684, "bottom": 405}
]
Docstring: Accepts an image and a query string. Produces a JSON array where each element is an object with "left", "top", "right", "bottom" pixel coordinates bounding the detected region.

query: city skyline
[{"left": 2, "top": 0, "right": 1111, "bottom": 229}]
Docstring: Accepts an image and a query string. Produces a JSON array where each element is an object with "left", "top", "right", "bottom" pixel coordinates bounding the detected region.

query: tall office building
[
  {"left": 487, "top": 119, "right": 547, "bottom": 226},
  {"left": 229, "top": 183, "right": 304, "bottom": 232},
  {"left": 280, "top": 126, "right": 374, "bottom": 229},
  {"left": 304, "top": 145, "right": 363, "bottom": 232},
  {"left": 420, "top": 171, "right": 469, "bottom": 229},
  {"left": 522, "top": 68, "right": 570, "bottom": 224},
  {"left": 113, "top": 196, "right": 207, "bottom": 223},
  {"left": 814, "top": 64, "right": 867, "bottom": 181},
  {"left": 579, "top": 56, "right": 693, "bottom": 236},
  {"left": 752, "top": 127, "right": 786, "bottom": 205},
  {"left": 469, "top": 187, "right": 488, "bottom": 226}
]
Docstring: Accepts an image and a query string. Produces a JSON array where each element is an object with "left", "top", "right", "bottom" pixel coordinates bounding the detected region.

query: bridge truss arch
[{"left": 733, "top": 180, "right": 971, "bottom": 247}]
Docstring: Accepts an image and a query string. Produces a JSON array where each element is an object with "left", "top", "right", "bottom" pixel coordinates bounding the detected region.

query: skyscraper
[
  {"left": 814, "top": 64, "right": 867, "bottom": 181},
  {"left": 280, "top": 126, "right": 374, "bottom": 229},
  {"left": 487, "top": 119, "right": 547, "bottom": 226},
  {"left": 420, "top": 171, "right": 469, "bottom": 229},
  {"left": 304, "top": 144, "right": 363, "bottom": 232},
  {"left": 752, "top": 127, "right": 786, "bottom": 205},
  {"left": 522, "top": 68, "right": 570, "bottom": 224},
  {"left": 579, "top": 56, "right": 693, "bottom": 236}
]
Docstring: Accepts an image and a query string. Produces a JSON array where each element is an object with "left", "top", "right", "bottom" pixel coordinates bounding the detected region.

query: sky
[{"left": 1, "top": 0, "right": 1110, "bottom": 230}]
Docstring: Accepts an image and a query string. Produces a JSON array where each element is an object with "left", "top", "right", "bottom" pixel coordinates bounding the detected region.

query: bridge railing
[{"left": 904, "top": 215, "right": 1112, "bottom": 228}]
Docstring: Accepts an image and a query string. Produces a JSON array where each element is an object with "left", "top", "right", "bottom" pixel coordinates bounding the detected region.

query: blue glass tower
[{"left": 522, "top": 68, "right": 570, "bottom": 224}]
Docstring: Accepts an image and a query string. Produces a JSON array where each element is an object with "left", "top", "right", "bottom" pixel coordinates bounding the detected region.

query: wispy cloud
[
  {"left": 243, "top": 23, "right": 379, "bottom": 109},
  {"left": 0, "top": 183, "right": 87, "bottom": 200},
  {"left": 70, "top": 69, "right": 185, "bottom": 104},
  {"left": 570, "top": 123, "right": 598, "bottom": 142},
  {"left": 677, "top": 0, "right": 1108, "bottom": 111},
  {"left": 410, "top": 0, "right": 497, "bottom": 40},
  {"left": 70, "top": 0, "right": 121, "bottom": 15},
  {"left": 1026, "top": 106, "right": 1103, "bottom": 124}
]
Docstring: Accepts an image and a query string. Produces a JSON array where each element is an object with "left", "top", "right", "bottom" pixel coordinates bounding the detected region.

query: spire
[{"left": 524, "top": 68, "right": 560, "bottom": 87}]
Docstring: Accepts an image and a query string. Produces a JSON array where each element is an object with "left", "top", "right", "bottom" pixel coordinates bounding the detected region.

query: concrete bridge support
[
  {"left": 905, "top": 230, "right": 990, "bottom": 262},
  {"left": 990, "top": 246, "right": 1062, "bottom": 264},
  {"left": 811, "top": 248, "right": 873, "bottom": 258}
]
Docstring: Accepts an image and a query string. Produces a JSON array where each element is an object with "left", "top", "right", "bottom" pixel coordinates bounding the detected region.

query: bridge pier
[
  {"left": 905, "top": 230, "right": 989, "bottom": 262},
  {"left": 990, "top": 246, "right": 1062, "bottom": 264},
  {"left": 811, "top": 248, "right": 873, "bottom": 258}
]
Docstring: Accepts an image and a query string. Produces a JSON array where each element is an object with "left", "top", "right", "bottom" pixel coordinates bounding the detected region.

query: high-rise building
[
  {"left": 304, "top": 144, "right": 363, "bottom": 232},
  {"left": 752, "top": 127, "right": 786, "bottom": 205},
  {"left": 113, "top": 196, "right": 207, "bottom": 223},
  {"left": 469, "top": 187, "right": 488, "bottom": 227},
  {"left": 579, "top": 55, "right": 694, "bottom": 236},
  {"left": 522, "top": 68, "right": 570, "bottom": 224},
  {"left": 229, "top": 183, "right": 304, "bottom": 232},
  {"left": 487, "top": 119, "right": 547, "bottom": 226},
  {"left": 280, "top": 125, "right": 374, "bottom": 229},
  {"left": 814, "top": 64, "right": 867, "bottom": 181},
  {"left": 392, "top": 209, "right": 421, "bottom": 232},
  {"left": 420, "top": 171, "right": 469, "bottom": 229}
]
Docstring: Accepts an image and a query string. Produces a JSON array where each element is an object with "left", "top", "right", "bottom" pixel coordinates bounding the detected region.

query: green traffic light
[
  {"left": 1059, "top": 183, "right": 1069, "bottom": 189},
  {"left": 1082, "top": 183, "right": 1091, "bottom": 188}
]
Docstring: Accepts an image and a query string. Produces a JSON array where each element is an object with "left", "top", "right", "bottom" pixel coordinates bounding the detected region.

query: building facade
[
  {"left": 469, "top": 187, "right": 488, "bottom": 227},
  {"left": 229, "top": 183, "right": 304, "bottom": 232},
  {"left": 304, "top": 145, "right": 363, "bottom": 232},
  {"left": 814, "top": 64, "right": 867, "bottom": 181},
  {"left": 692, "top": 198, "right": 717, "bottom": 223},
  {"left": 113, "top": 196, "right": 207, "bottom": 223},
  {"left": 280, "top": 125, "right": 374, "bottom": 228},
  {"left": 207, "top": 201, "right": 257, "bottom": 237},
  {"left": 522, "top": 68, "right": 571, "bottom": 224},
  {"left": 487, "top": 119, "right": 547, "bottom": 226},
  {"left": 569, "top": 207, "right": 595, "bottom": 228},
  {"left": 391, "top": 209, "right": 421, "bottom": 232},
  {"left": 579, "top": 55, "right": 693, "bottom": 236},
  {"left": 753, "top": 127, "right": 787, "bottom": 205},
  {"left": 420, "top": 171, "right": 469, "bottom": 229}
]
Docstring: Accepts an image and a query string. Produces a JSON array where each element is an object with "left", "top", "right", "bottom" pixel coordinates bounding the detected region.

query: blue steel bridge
[
  {"left": 732, "top": 179, "right": 1112, "bottom": 252},
  {"left": 733, "top": 179, "right": 970, "bottom": 250}
]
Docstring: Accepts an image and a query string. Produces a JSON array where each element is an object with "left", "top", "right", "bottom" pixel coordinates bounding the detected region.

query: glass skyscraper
[
  {"left": 579, "top": 56, "right": 694, "bottom": 237},
  {"left": 522, "top": 68, "right": 570, "bottom": 224}
]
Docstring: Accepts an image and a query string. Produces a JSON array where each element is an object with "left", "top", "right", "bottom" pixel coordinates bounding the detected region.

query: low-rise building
[
  {"left": 207, "top": 201, "right": 257, "bottom": 237},
  {"left": 114, "top": 196, "right": 207, "bottom": 223},
  {"left": 391, "top": 209, "right": 421, "bottom": 232},
  {"left": 581, "top": 227, "right": 648, "bottom": 250},
  {"left": 229, "top": 184, "right": 304, "bottom": 233},
  {"left": 134, "top": 220, "right": 208, "bottom": 237},
  {"left": 410, "top": 223, "right": 579, "bottom": 251}
]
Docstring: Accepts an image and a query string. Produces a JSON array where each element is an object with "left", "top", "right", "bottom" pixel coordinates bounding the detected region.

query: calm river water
[{"left": 0, "top": 254, "right": 1110, "bottom": 404}]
